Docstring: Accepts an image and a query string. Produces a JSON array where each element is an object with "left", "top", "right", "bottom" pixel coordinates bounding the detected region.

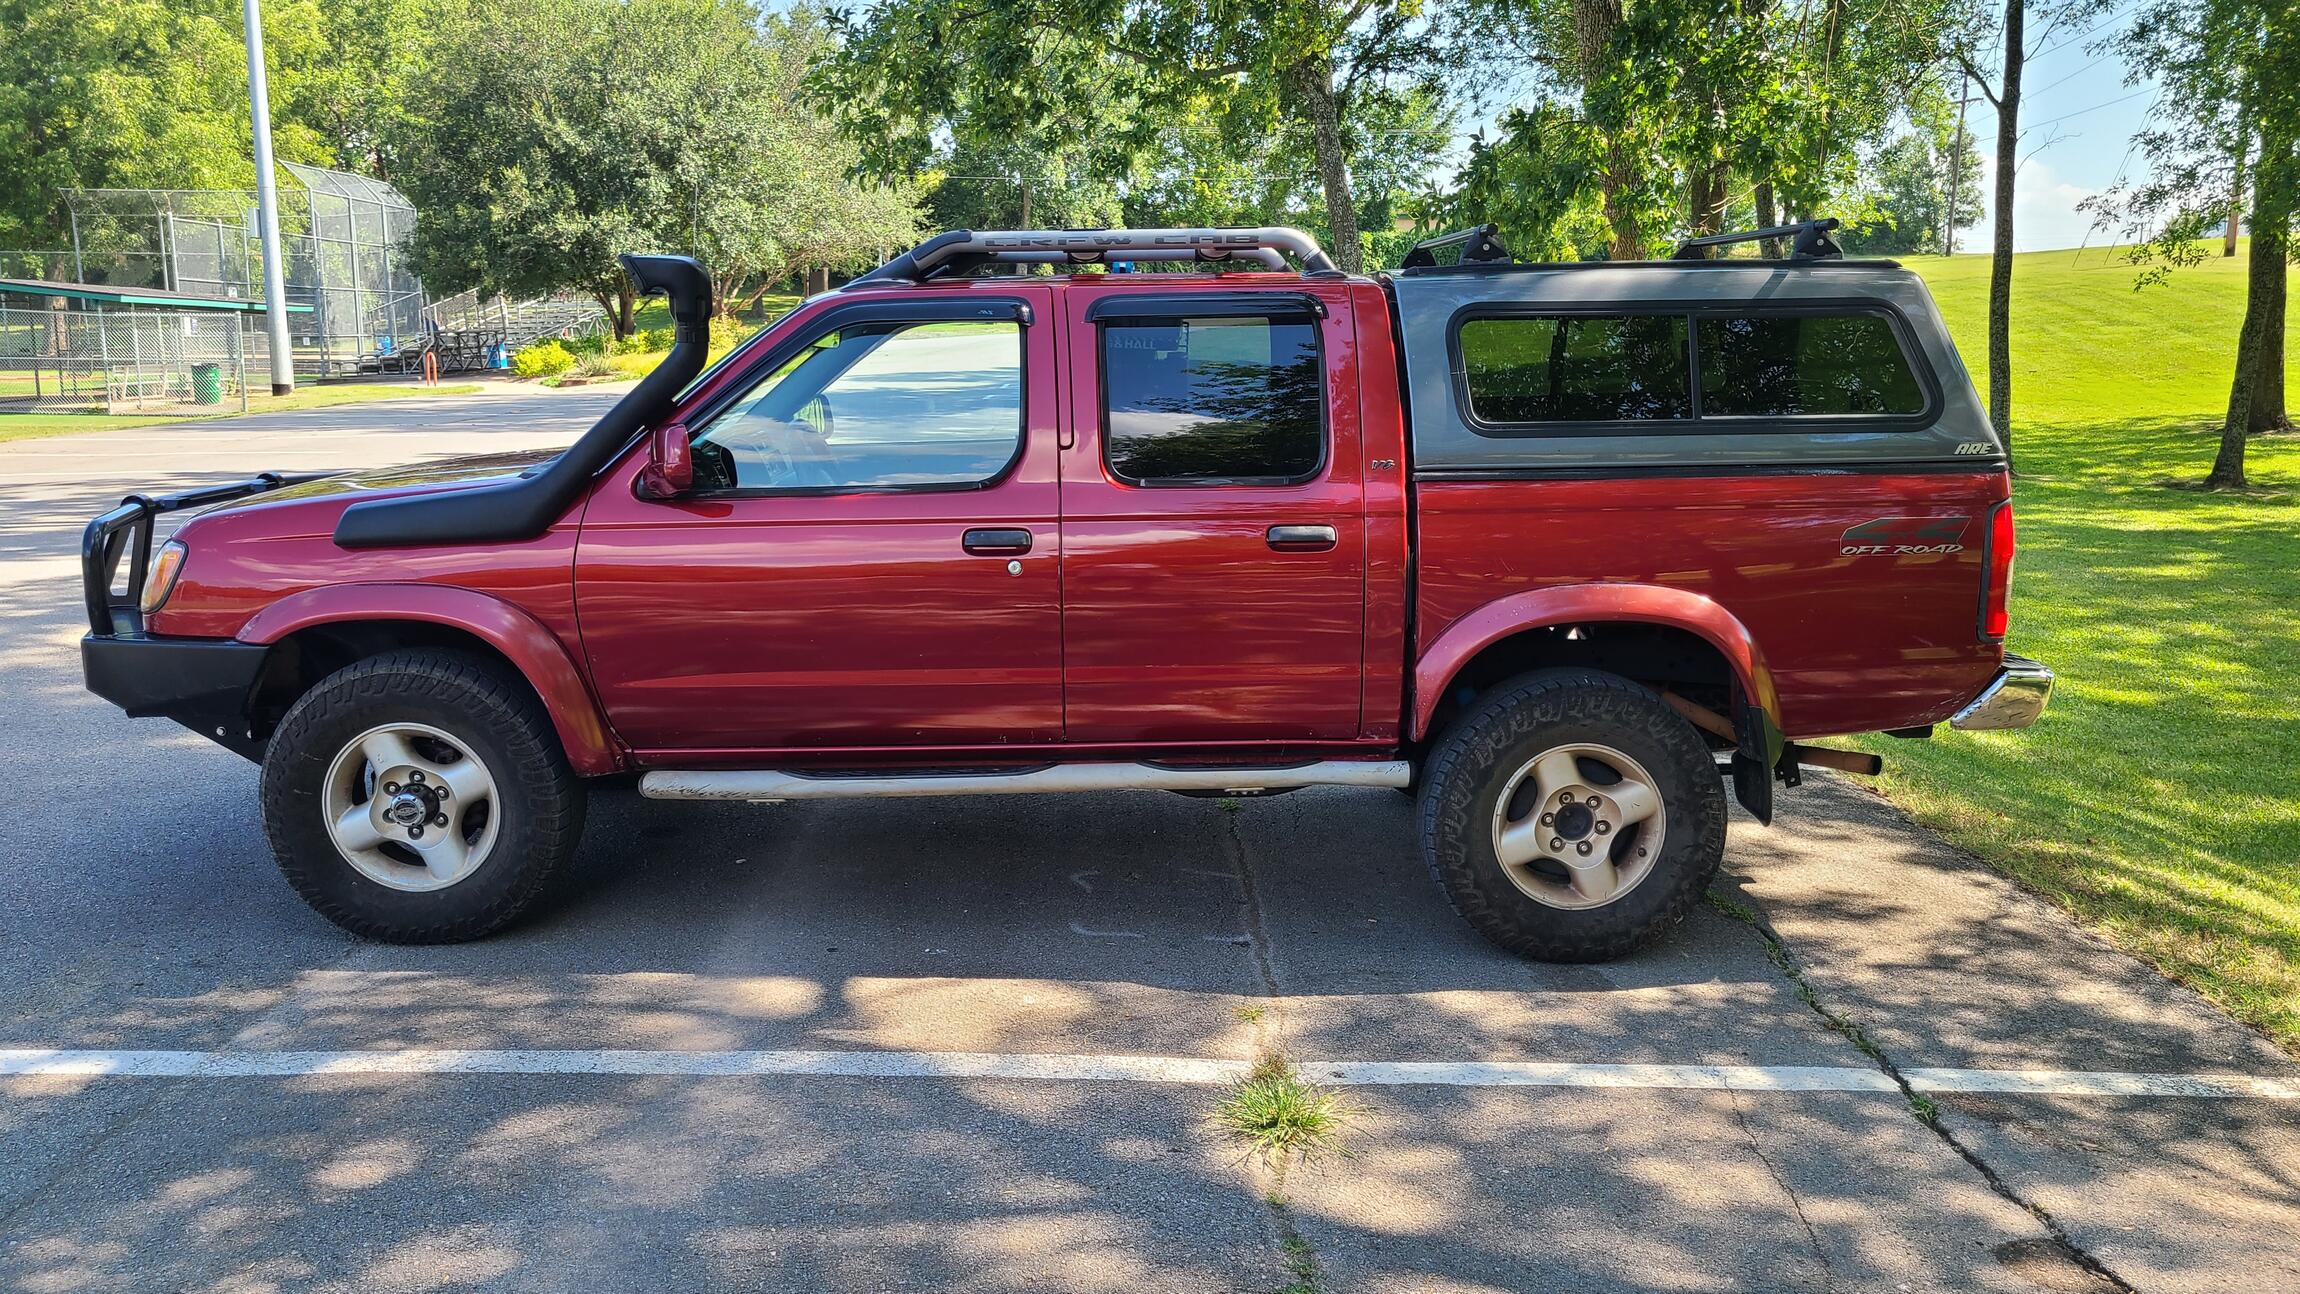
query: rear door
[{"left": 1056, "top": 283, "right": 1367, "bottom": 743}]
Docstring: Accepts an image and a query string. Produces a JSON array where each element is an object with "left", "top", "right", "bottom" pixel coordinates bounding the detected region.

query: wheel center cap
[
  {"left": 1553, "top": 801, "right": 1596, "bottom": 840},
  {"left": 385, "top": 793, "right": 428, "bottom": 827}
]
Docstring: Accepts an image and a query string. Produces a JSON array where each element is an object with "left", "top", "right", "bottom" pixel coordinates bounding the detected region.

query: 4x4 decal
[{"left": 1840, "top": 516, "right": 1970, "bottom": 556}]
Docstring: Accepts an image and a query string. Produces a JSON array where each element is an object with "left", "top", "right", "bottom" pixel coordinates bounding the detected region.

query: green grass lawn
[
  {"left": 1874, "top": 244, "right": 2300, "bottom": 1048},
  {"left": 0, "top": 381, "right": 484, "bottom": 445}
]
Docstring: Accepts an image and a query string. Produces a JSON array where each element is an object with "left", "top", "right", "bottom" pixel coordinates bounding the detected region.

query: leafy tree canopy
[
  {"left": 0, "top": 0, "right": 334, "bottom": 276},
  {"left": 389, "top": 0, "right": 921, "bottom": 329}
]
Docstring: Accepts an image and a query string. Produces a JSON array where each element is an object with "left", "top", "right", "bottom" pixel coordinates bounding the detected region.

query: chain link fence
[{"left": 0, "top": 306, "right": 251, "bottom": 414}]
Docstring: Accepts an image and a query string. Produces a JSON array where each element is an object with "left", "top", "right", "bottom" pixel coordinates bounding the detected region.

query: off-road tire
[
  {"left": 1417, "top": 668, "right": 1727, "bottom": 962},
  {"left": 261, "top": 648, "right": 585, "bottom": 942}
]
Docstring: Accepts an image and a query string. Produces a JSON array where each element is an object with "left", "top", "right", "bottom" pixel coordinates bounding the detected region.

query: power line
[
  {"left": 2027, "top": 50, "right": 2116, "bottom": 99},
  {"left": 2023, "top": 86, "right": 2152, "bottom": 133}
]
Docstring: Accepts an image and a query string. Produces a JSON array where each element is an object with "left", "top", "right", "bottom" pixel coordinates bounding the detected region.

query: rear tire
[
  {"left": 1418, "top": 669, "right": 1726, "bottom": 962},
  {"left": 260, "top": 649, "right": 585, "bottom": 943}
]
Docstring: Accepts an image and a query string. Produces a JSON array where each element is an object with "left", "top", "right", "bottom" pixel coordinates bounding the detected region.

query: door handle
[
  {"left": 1266, "top": 524, "right": 1338, "bottom": 551},
  {"left": 962, "top": 527, "right": 1033, "bottom": 555}
]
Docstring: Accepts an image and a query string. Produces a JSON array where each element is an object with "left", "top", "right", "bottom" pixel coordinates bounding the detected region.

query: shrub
[
  {"left": 640, "top": 326, "right": 676, "bottom": 352},
  {"left": 574, "top": 351, "right": 619, "bottom": 377},
  {"left": 512, "top": 340, "right": 575, "bottom": 378},
  {"left": 708, "top": 315, "right": 745, "bottom": 351},
  {"left": 565, "top": 329, "right": 608, "bottom": 355}
]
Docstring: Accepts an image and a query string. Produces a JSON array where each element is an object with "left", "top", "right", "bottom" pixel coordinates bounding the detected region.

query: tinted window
[
  {"left": 692, "top": 321, "right": 1021, "bottom": 491},
  {"left": 1698, "top": 313, "right": 1925, "bottom": 416},
  {"left": 1459, "top": 315, "right": 1691, "bottom": 424},
  {"left": 1102, "top": 316, "right": 1323, "bottom": 484}
]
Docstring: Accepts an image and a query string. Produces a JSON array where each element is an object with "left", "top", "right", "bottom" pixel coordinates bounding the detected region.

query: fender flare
[
  {"left": 1411, "top": 584, "right": 1780, "bottom": 742},
  {"left": 235, "top": 583, "right": 622, "bottom": 776}
]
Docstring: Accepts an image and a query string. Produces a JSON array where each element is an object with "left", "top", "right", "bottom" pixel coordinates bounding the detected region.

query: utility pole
[
  {"left": 242, "top": 0, "right": 295, "bottom": 395},
  {"left": 1943, "top": 72, "right": 1973, "bottom": 258}
]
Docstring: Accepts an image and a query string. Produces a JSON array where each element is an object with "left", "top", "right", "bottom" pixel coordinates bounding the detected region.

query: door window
[
  {"left": 1100, "top": 315, "right": 1324, "bottom": 485},
  {"left": 691, "top": 321, "right": 1023, "bottom": 491}
]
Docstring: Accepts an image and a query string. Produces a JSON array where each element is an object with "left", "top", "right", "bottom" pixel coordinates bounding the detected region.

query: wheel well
[
  {"left": 246, "top": 621, "right": 541, "bottom": 745},
  {"left": 1423, "top": 622, "right": 1739, "bottom": 748}
]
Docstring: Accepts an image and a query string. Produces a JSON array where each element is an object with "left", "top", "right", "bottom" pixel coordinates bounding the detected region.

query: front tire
[
  {"left": 1418, "top": 669, "right": 1727, "bottom": 962},
  {"left": 261, "top": 649, "right": 586, "bottom": 943}
]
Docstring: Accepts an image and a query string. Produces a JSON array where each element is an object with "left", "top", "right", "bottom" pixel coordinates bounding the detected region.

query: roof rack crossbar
[
  {"left": 1400, "top": 223, "right": 1512, "bottom": 269},
  {"left": 1671, "top": 217, "right": 1844, "bottom": 261},
  {"left": 852, "top": 227, "right": 1335, "bottom": 284}
]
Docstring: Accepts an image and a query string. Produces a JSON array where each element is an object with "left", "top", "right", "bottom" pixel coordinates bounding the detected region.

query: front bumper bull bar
[
  {"left": 1949, "top": 653, "right": 2054, "bottom": 731},
  {"left": 80, "top": 472, "right": 321, "bottom": 758},
  {"left": 81, "top": 471, "right": 319, "bottom": 637}
]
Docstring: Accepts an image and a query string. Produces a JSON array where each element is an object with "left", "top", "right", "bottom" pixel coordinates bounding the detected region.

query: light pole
[{"left": 242, "top": 0, "right": 295, "bottom": 395}]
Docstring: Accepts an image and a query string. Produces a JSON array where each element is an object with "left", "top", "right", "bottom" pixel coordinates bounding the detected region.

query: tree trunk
[
  {"left": 1572, "top": 0, "right": 1641, "bottom": 259},
  {"left": 1292, "top": 55, "right": 1362, "bottom": 274},
  {"left": 615, "top": 286, "right": 636, "bottom": 340},
  {"left": 807, "top": 267, "right": 831, "bottom": 296},
  {"left": 1755, "top": 182, "right": 1782, "bottom": 257},
  {"left": 1689, "top": 164, "right": 1731, "bottom": 236},
  {"left": 2253, "top": 266, "right": 2287, "bottom": 432},
  {"left": 1987, "top": 0, "right": 2024, "bottom": 454},
  {"left": 2225, "top": 150, "right": 2244, "bottom": 257},
  {"left": 2220, "top": 140, "right": 2294, "bottom": 477}
]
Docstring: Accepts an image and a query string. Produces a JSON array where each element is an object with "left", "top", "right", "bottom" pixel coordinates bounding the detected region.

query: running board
[{"left": 639, "top": 760, "right": 1412, "bottom": 802}]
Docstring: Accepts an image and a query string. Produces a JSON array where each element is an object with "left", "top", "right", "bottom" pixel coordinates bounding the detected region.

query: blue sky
[{"left": 1959, "top": 6, "right": 2159, "bottom": 253}]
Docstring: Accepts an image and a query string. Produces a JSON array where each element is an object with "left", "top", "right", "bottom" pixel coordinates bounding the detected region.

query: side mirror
[{"left": 637, "top": 422, "right": 693, "bottom": 499}]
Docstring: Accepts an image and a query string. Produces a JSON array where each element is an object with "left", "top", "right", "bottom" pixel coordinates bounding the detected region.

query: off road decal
[{"left": 1840, "top": 516, "right": 1970, "bottom": 556}]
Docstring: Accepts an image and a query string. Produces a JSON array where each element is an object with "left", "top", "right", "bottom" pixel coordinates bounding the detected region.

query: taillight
[{"left": 1979, "top": 501, "right": 2015, "bottom": 640}]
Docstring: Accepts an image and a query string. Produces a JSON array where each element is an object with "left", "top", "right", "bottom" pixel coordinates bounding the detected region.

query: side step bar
[{"left": 639, "top": 760, "right": 1412, "bottom": 802}]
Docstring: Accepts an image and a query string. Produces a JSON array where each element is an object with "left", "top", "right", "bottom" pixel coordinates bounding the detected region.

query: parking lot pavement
[{"left": 2, "top": 395, "right": 2295, "bottom": 1293}]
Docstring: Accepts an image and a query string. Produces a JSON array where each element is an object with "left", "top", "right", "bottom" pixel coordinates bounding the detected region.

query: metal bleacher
[{"left": 376, "top": 291, "right": 610, "bottom": 376}]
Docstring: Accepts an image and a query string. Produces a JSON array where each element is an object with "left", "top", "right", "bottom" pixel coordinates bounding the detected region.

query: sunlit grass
[
  {"left": 1864, "top": 245, "right": 2300, "bottom": 1048},
  {"left": 1213, "top": 1054, "right": 1353, "bottom": 1165},
  {"left": 0, "top": 382, "right": 484, "bottom": 444}
]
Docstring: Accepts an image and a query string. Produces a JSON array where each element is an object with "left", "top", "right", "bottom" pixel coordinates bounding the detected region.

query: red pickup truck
[{"left": 81, "top": 221, "right": 2049, "bottom": 959}]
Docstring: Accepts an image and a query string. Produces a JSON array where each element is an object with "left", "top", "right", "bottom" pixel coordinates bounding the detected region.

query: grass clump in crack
[{"left": 1215, "top": 1053, "right": 1353, "bottom": 1165}]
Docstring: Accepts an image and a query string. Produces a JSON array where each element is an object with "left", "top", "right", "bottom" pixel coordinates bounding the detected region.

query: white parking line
[{"left": 1, "top": 1048, "right": 2293, "bottom": 1098}]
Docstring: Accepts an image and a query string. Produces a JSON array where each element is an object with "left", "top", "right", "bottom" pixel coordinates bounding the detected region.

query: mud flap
[{"left": 1731, "top": 697, "right": 1786, "bottom": 825}]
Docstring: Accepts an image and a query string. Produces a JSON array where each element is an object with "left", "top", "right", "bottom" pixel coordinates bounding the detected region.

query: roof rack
[
  {"left": 1671, "top": 217, "right": 1844, "bottom": 261},
  {"left": 1399, "top": 224, "right": 1512, "bottom": 269},
  {"left": 850, "top": 227, "right": 1337, "bottom": 285}
]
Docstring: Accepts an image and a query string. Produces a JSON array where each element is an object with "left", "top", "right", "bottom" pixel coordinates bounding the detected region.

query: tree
[
  {"left": 2087, "top": 0, "right": 2298, "bottom": 484},
  {"left": 1843, "top": 130, "right": 1982, "bottom": 254},
  {"left": 820, "top": 0, "right": 1457, "bottom": 273},
  {"left": 390, "top": 0, "right": 918, "bottom": 333},
  {"left": 287, "top": 0, "right": 437, "bottom": 181},
  {"left": 0, "top": 0, "right": 332, "bottom": 278},
  {"left": 1446, "top": 0, "right": 1959, "bottom": 260}
]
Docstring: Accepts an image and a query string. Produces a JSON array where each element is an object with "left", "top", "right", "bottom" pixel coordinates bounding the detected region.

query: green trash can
[{"left": 191, "top": 362, "right": 223, "bottom": 405}]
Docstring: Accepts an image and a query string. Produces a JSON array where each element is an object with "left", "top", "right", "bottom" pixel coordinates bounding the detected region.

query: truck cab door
[
  {"left": 575, "top": 289, "right": 1062, "bottom": 755},
  {"left": 1057, "top": 283, "right": 1368, "bottom": 743}
]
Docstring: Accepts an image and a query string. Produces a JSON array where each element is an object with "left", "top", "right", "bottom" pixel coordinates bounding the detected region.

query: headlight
[{"left": 140, "top": 539, "right": 187, "bottom": 615}]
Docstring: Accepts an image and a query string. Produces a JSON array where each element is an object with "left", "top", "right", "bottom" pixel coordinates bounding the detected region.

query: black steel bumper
[{"left": 82, "top": 634, "right": 271, "bottom": 757}]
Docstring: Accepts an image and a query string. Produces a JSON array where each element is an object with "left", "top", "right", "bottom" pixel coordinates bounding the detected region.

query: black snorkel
[{"left": 334, "top": 253, "right": 713, "bottom": 549}]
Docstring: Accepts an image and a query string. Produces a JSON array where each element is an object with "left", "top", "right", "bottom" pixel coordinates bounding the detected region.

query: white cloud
[{"left": 1959, "top": 153, "right": 2112, "bottom": 253}]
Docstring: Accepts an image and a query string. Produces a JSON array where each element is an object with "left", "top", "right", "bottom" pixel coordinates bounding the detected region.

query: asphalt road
[{"left": 2, "top": 387, "right": 2295, "bottom": 1293}]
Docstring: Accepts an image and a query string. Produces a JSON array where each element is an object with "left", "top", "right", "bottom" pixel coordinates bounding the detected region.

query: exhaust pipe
[{"left": 335, "top": 254, "right": 713, "bottom": 548}]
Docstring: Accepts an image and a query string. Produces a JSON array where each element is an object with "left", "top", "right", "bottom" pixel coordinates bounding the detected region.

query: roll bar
[{"left": 851, "top": 227, "right": 1336, "bottom": 284}]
